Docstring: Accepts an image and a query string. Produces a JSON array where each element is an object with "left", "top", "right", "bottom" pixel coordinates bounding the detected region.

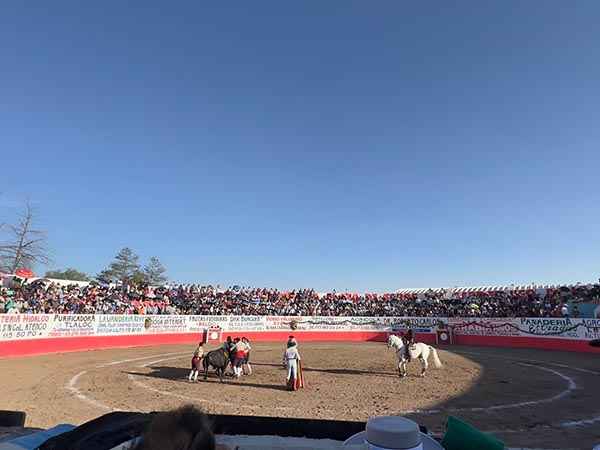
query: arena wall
[{"left": 0, "top": 314, "right": 598, "bottom": 358}]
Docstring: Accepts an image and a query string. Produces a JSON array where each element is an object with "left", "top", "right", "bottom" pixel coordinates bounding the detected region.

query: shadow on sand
[
  {"left": 124, "top": 366, "right": 289, "bottom": 391},
  {"left": 250, "top": 361, "right": 399, "bottom": 377}
]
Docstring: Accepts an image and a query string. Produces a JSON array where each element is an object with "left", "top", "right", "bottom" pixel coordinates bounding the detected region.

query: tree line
[
  {"left": 94, "top": 247, "right": 167, "bottom": 285},
  {"left": 1, "top": 197, "right": 168, "bottom": 285},
  {"left": 46, "top": 248, "right": 168, "bottom": 286}
]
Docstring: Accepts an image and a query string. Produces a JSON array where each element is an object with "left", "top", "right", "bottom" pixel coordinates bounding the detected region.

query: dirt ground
[{"left": 0, "top": 341, "right": 598, "bottom": 449}]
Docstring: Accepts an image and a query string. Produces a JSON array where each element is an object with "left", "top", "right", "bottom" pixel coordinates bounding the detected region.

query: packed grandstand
[{"left": 1, "top": 276, "right": 598, "bottom": 318}]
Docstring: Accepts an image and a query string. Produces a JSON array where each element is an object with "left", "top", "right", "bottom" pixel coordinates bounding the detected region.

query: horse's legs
[
  {"left": 420, "top": 356, "right": 428, "bottom": 377},
  {"left": 398, "top": 359, "right": 407, "bottom": 378}
]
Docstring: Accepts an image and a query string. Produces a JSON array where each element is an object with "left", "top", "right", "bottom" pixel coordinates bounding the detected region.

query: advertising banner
[
  {"left": 227, "top": 315, "right": 266, "bottom": 332},
  {"left": 142, "top": 316, "right": 188, "bottom": 334},
  {"left": 0, "top": 314, "right": 52, "bottom": 340},
  {"left": 445, "top": 317, "right": 521, "bottom": 337},
  {"left": 445, "top": 317, "right": 590, "bottom": 340},
  {"left": 49, "top": 314, "right": 96, "bottom": 338},
  {"left": 518, "top": 317, "right": 580, "bottom": 339},
  {"left": 96, "top": 315, "right": 147, "bottom": 335},
  {"left": 0, "top": 314, "right": 594, "bottom": 343},
  {"left": 577, "top": 318, "right": 600, "bottom": 341},
  {"left": 187, "top": 315, "right": 230, "bottom": 333}
]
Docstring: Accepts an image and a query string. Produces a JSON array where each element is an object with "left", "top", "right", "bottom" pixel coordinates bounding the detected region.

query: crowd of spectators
[{"left": 1, "top": 277, "right": 599, "bottom": 318}]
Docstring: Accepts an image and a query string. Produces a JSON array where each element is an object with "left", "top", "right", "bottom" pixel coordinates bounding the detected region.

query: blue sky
[{"left": 1, "top": 1, "right": 599, "bottom": 292}]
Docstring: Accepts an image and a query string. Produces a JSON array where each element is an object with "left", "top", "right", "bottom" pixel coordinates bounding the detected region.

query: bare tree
[{"left": 0, "top": 200, "right": 53, "bottom": 273}]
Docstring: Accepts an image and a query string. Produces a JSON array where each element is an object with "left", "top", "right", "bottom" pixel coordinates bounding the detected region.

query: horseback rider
[{"left": 403, "top": 323, "right": 414, "bottom": 362}]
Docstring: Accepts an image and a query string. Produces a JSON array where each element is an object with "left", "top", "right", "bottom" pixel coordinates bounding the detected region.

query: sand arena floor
[{"left": 0, "top": 341, "right": 598, "bottom": 449}]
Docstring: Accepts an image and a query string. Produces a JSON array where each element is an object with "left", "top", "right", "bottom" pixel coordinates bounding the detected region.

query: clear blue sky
[{"left": 1, "top": 1, "right": 598, "bottom": 292}]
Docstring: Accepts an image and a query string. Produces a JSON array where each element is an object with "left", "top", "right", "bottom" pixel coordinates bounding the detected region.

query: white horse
[{"left": 387, "top": 334, "right": 442, "bottom": 378}]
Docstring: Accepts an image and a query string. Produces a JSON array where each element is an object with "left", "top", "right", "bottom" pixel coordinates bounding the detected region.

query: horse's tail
[{"left": 428, "top": 346, "right": 442, "bottom": 368}]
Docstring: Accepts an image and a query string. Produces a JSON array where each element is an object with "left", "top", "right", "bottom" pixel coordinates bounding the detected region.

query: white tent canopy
[{"left": 394, "top": 284, "right": 572, "bottom": 295}]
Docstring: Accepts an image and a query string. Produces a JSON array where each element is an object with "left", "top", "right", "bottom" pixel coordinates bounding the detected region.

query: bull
[{"left": 202, "top": 348, "right": 229, "bottom": 382}]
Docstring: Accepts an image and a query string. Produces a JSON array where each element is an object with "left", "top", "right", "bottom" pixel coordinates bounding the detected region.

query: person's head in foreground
[{"left": 132, "top": 404, "right": 229, "bottom": 450}]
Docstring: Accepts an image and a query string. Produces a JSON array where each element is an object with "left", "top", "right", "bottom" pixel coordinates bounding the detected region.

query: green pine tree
[{"left": 143, "top": 256, "right": 168, "bottom": 285}]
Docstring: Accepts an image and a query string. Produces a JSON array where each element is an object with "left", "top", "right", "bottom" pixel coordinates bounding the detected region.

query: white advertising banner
[
  {"left": 0, "top": 314, "right": 596, "bottom": 342},
  {"left": 444, "top": 317, "right": 597, "bottom": 340}
]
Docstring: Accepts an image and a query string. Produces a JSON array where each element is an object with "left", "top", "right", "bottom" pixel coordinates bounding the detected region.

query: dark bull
[{"left": 202, "top": 348, "right": 229, "bottom": 382}]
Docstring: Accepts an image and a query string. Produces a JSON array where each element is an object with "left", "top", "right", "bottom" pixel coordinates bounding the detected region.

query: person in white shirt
[
  {"left": 282, "top": 341, "right": 301, "bottom": 391},
  {"left": 242, "top": 337, "right": 252, "bottom": 375}
]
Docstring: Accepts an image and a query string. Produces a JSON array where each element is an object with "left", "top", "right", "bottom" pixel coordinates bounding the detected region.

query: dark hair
[{"left": 132, "top": 405, "right": 216, "bottom": 450}]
